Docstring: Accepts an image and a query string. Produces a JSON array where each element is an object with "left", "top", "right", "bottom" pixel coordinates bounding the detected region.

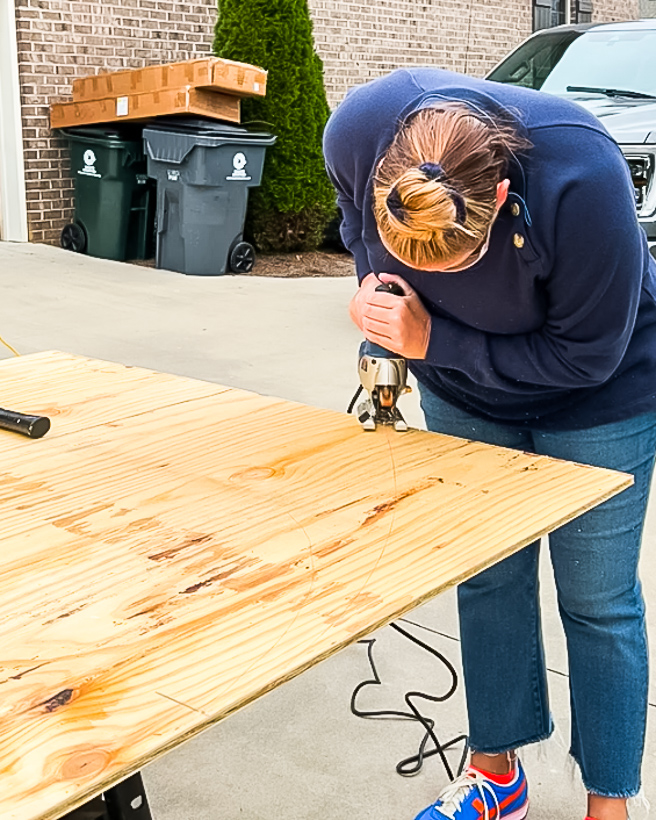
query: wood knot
[
  {"left": 41, "top": 688, "right": 75, "bottom": 713},
  {"left": 61, "top": 748, "right": 111, "bottom": 781},
  {"left": 229, "top": 466, "right": 278, "bottom": 482}
]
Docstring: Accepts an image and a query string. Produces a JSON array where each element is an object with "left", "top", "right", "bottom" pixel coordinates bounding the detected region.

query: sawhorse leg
[{"left": 62, "top": 772, "right": 152, "bottom": 820}]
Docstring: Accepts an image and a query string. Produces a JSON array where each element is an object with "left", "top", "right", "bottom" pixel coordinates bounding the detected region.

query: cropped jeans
[{"left": 419, "top": 385, "right": 656, "bottom": 798}]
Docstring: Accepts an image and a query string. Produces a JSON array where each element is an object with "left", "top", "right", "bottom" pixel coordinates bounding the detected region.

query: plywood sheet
[{"left": 0, "top": 352, "right": 632, "bottom": 820}]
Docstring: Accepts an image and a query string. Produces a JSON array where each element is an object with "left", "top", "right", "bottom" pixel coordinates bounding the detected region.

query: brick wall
[
  {"left": 13, "top": 0, "right": 640, "bottom": 246},
  {"left": 310, "top": 0, "right": 533, "bottom": 109},
  {"left": 592, "top": 0, "right": 640, "bottom": 19},
  {"left": 15, "top": 0, "right": 218, "bottom": 244}
]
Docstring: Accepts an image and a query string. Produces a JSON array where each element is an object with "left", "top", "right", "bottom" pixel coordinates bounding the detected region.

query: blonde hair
[{"left": 373, "top": 103, "right": 531, "bottom": 268}]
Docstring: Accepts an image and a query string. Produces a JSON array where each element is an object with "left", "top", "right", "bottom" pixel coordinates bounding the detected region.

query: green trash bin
[{"left": 59, "top": 126, "right": 155, "bottom": 262}]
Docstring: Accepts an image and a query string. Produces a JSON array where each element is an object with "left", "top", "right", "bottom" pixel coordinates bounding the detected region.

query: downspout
[
  {"left": 565, "top": 0, "right": 572, "bottom": 25},
  {"left": 0, "top": 0, "right": 28, "bottom": 242}
]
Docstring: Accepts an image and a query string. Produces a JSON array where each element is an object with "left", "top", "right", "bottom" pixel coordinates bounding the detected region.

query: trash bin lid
[
  {"left": 60, "top": 125, "right": 143, "bottom": 145},
  {"left": 144, "top": 117, "right": 272, "bottom": 140},
  {"left": 143, "top": 118, "right": 276, "bottom": 164}
]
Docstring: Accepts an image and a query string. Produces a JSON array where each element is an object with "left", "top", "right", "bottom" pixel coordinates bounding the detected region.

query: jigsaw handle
[
  {"left": 361, "top": 280, "right": 406, "bottom": 359},
  {"left": 375, "top": 281, "right": 405, "bottom": 296}
]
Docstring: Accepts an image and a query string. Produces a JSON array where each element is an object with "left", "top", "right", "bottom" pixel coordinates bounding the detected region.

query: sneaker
[{"left": 413, "top": 759, "right": 529, "bottom": 820}]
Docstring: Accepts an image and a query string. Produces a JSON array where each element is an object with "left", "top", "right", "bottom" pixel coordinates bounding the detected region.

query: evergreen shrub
[{"left": 214, "top": 0, "right": 337, "bottom": 253}]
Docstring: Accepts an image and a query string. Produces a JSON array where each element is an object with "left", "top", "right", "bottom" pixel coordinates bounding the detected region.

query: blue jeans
[{"left": 419, "top": 385, "right": 656, "bottom": 798}]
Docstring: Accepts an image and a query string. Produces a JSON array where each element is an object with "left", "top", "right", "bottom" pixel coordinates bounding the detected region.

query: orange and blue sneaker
[{"left": 413, "top": 759, "right": 529, "bottom": 820}]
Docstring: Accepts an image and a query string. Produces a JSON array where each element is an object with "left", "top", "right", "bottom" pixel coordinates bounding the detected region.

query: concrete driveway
[{"left": 1, "top": 240, "right": 654, "bottom": 820}]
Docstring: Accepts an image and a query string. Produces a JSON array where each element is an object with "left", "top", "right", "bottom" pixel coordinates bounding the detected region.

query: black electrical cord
[
  {"left": 350, "top": 621, "right": 469, "bottom": 780},
  {"left": 347, "top": 384, "right": 363, "bottom": 415},
  {"left": 345, "top": 392, "right": 468, "bottom": 778}
]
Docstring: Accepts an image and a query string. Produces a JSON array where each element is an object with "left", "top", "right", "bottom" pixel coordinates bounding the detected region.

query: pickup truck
[{"left": 486, "top": 19, "right": 656, "bottom": 259}]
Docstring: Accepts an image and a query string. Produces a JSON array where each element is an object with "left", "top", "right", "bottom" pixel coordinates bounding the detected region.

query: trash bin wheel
[
  {"left": 60, "top": 222, "right": 87, "bottom": 254},
  {"left": 229, "top": 241, "right": 256, "bottom": 273}
]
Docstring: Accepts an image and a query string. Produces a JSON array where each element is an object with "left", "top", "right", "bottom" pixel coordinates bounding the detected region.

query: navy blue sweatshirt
[{"left": 323, "top": 68, "right": 656, "bottom": 430}]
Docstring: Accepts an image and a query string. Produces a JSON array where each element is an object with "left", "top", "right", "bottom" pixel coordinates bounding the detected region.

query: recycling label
[
  {"left": 226, "top": 152, "right": 251, "bottom": 181},
  {"left": 78, "top": 149, "right": 101, "bottom": 178}
]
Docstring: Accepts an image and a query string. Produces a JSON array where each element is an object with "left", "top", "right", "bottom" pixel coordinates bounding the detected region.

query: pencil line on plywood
[{"left": 155, "top": 691, "right": 208, "bottom": 716}]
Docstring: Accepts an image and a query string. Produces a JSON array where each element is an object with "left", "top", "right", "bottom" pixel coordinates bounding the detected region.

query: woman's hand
[
  {"left": 349, "top": 272, "right": 432, "bottom": 360},
  {"left": 349, "top": 272, "right": 381, "bottom": 332}
]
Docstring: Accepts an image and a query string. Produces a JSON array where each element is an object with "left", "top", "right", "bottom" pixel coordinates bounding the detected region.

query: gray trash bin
[{"left": 143, "top": 119, "right": 276, "bottom": 276}]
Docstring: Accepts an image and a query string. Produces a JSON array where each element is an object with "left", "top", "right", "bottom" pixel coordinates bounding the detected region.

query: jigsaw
[{"left": 348, "top": 281, "right": 411, "bottom": 431}]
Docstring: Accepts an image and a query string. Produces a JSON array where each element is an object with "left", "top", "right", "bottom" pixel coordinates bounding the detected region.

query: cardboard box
[
  {"left": 50, "top": 87, "right": 241, "bottom": 129},
  {"left": 72, "top": 58, "right": 267, "bottom": 103}
]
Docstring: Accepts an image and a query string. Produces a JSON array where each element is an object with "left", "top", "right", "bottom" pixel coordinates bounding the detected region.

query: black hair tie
[
  {"left": 418, "top": 162, "right": 466, "bottom": 225},
  {"left": 386, "top": 187, "right": 407, "bottom": 223},
  {"left": 418, "top": 161, "right": 446, "bottom": 181},
  {"left": 450, "top": 191, "right": 467, "bottom": 225}
]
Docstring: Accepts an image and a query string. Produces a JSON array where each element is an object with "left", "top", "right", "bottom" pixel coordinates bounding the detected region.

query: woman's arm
[{"left": 324, "top": 165, "right": 372, "bottom": 282}]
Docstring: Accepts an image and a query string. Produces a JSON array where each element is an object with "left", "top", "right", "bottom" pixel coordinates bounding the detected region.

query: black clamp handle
[{"left": 0, "top": 407, "right": 50, "bottom": 439}]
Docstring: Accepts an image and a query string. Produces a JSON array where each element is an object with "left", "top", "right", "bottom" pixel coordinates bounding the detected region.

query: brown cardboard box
[
  {"left": 72, "top": 58, "right": 267, "bottom": 103},
  {"left": 50, "top": 87, "right": 241, "bottom": 129}
]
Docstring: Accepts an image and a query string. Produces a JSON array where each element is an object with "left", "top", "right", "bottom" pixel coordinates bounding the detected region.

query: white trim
[{"left": 0, "top": 0, "right": 28, "bottom": 242}]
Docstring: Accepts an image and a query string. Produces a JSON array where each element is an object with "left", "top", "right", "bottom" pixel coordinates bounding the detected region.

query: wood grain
[{"left": 0, "top": 351, "right": 632, "bottom": 820}]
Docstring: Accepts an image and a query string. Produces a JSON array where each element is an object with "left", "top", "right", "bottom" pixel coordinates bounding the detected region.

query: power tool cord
[
  {"left": 347, "top": 385, "right": 363, "bottom": 415},
  {"left": 0, "top": 333, "right": 20, "bottom": 356},
  {"left": 350, "top": 620, "right": 469, "bottom": 780}
]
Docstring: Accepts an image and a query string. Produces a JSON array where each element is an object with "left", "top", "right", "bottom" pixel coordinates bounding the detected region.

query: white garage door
[{"left": 0, "top": 0, "right": 28, "bottom": 242}]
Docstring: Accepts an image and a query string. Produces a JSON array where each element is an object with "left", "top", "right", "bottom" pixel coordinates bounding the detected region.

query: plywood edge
[
  {"left": 0, "top": 350, "right": 231, "bottom": 393},
  {"left": 0, "top": 351, "right": 235, "bottom": 442},
  {"left": 0, "top": 350, "right": 351, "bottom": 432}
]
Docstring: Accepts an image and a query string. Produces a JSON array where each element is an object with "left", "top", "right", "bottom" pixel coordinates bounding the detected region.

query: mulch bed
[
  {"left": 130, "top": 250, "right": 355, "bottom": 278},
  {"left": 249, "top": 250, "right": 354, "bottom": 278}
]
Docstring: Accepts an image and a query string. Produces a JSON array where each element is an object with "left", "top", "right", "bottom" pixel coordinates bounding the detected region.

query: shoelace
[{"left": 432, "top": 768, "right": 503, "bottom": 820}]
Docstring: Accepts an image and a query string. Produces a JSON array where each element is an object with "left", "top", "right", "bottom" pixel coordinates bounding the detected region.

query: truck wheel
[
  {"left": 229, "top": 241, "right": 255, "bottom": 273},
  {"left": 60, "top": 222, "right": 87, "bottom": 253}
]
